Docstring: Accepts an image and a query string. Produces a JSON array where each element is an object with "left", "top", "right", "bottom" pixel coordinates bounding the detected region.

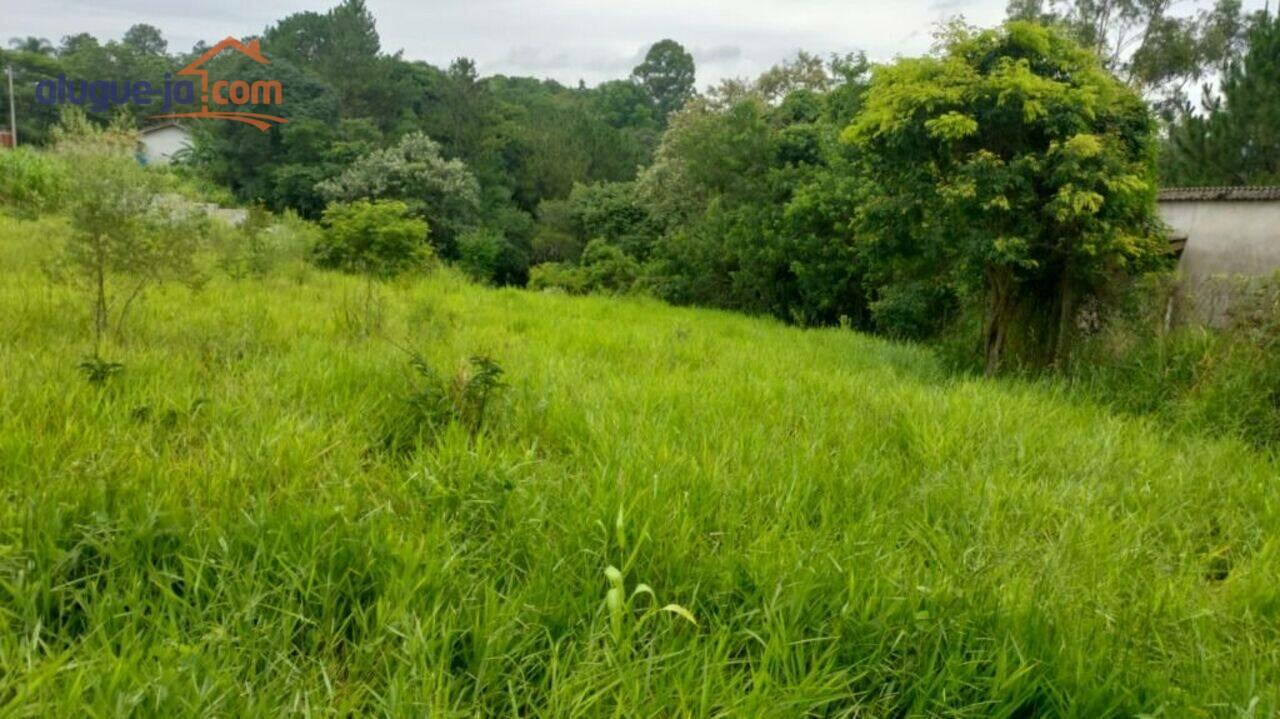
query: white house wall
[
  {"left": 1159, "top": 200, "right": 1280, "bottom": 323},
  {"left": 140, "top": 127, "right": 192, "bottom": 165}
]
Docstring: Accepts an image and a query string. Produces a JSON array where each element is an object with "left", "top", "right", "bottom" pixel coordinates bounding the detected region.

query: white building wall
[
  {"left": 1158, "top": 200, "right": 1280, "bottom": 323},
  {"left": 139, "top": 126, "right": 192, "bottom": 165}
]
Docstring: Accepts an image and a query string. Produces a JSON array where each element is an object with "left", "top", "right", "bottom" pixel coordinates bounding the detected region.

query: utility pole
[{"left": 5, "top": 65, "right": 16, "bottom": 148}]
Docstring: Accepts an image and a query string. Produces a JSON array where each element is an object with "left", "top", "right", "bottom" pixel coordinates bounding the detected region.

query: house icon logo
[{"left": 153, "top": 37, "right": 288, "bottom": 131}]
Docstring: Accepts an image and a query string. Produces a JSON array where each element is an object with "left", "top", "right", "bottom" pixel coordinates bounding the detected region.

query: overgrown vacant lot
[{"left": 1, "top": 217, "right": 1278, "bottom": 717}]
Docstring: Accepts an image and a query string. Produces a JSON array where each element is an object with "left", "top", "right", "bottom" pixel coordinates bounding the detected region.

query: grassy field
[{"left": 1, "top": 213, "right": 1279, "bottom": 717}]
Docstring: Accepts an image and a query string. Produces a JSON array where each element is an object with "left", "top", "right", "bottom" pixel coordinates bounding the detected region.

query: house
[
  {"left": 1158, "top": 186, "right": 1280, "bottom": 323},
  {"left": 138, "top": 121, "right": 192, "bottom": 165}
]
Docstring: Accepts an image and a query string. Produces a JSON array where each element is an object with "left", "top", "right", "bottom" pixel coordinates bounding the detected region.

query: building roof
[
  {"left": 1158, "top": 186, "right": 1280, "bottom": 202},
  {"left": 140, "top": 121, "right": 189, "bottom": 135}
]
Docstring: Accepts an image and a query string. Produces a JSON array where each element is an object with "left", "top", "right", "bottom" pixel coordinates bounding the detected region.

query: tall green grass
[
  {"left": 1, "top": 214, "right": 1278, "bottom": 716},
  {"left": 1058, "top": 274, "right": 1280, "bottom": 453}
]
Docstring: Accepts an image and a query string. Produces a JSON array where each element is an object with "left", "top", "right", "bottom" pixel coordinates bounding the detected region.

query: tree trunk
[
  {"left": 983, "top": 266, "right": 1014, "bottom": 376},
  {"left": 1053, "top": 269, "right": 1074, "bottom": 368}
]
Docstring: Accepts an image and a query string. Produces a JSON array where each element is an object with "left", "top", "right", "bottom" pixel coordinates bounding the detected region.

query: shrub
[
  {"left": 869, "top": 281, "right": 956, "bottom": 340},
  {"left": 316, "top": 132, "right": 480, "bottom": 247},
  {"left": 529, "top": 240, "right": 640, "bottom": 295},
  {"left": 383, "top": 353, "right": 508, "bottom": 455},
  {"left": 580, "top": 239, "right": 640, "bottom": 294},
  {"left": 456, "top": 229, "right": 506, "bottom": 283},
  {"left": 567, "top": 181, "right": 659, "bottom": 260},
  {"left": 455, "top": 228, "right": 530, "bottom": 286},
  {"left": 313, "top": 200, "right": 431, "bottom": 276},
  {"left": 0, "top": 147, "right": 70, "bottom": 214},
  {"left": 528, "top": 262, "right": 588, "bottom": 294}
]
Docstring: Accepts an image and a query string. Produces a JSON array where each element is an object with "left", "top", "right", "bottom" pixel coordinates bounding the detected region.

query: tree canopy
[
  {"left": 632, "top": 39, "right": 697, "bottom": 122},
  {"left": 1161, "top": 8, "right": 1280, "bottom": 185},
  {"left": 848, "top": 21, "right": 1167, "bottom": 372}
]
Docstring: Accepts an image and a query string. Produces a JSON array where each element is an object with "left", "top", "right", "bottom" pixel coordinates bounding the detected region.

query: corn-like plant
[
  {"left": 601, "top": 508, "right": 697, "bottom": 658},
  {"left": 602, "top": 565, "right": 697, "bottom": 650}
]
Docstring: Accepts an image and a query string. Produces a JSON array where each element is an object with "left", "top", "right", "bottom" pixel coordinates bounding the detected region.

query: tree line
[{"left": 2, "top": 0, "right": 1277, "bottom": 373}]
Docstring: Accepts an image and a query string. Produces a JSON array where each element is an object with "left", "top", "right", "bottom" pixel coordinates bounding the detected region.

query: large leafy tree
[
  {"left": 192, "top": 54, "right": 346, "bottom": 214},
  {"left": 632, "top": 40, "right": 696, "bottom": 122},
  {"left": 848, "top": 21, "right": 1166, "bottom": 373},
  {"left": 1007, "top": 0, "right": 1251, "bottom": 114},
  {"left": 7, "top": 37, "right": 54, "bottom": 55},
  {"left": 628, "top": 54, "right": 874, "bottom": 325},
  {"left": 0, "top": 46, "right": 63, "bottom": 145},
  {"left": 265, "top": 0, "right": 405, "bottom": 123},
  {"left": 121, "top": 24, "right": 167, "bottom": 56}
]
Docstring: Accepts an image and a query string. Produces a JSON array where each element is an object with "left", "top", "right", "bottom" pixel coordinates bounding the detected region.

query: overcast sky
[{"left": 2, "top": 0, "right": 1267, "bottom": 89}]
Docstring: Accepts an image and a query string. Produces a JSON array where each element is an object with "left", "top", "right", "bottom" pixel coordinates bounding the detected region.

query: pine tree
[{"left": 1163, "top": 10, "right": 1280, "bottom": 185}]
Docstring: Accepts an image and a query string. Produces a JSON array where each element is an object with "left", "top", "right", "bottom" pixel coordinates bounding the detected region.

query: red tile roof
[{"left": 1158, "top": 186, "right": 1280, "bottom": 202}]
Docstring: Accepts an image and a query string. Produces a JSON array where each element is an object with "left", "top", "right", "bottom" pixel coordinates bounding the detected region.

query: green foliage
[
  {"left": 1006, "top": 0, "right": 1253, "bottom": 113},
  {"left": 210, "top": 207, "right": 318, "bottom": 281},
  {"left": 631, "top": 39, "right": 697, "bottom": 122},
  {"left": 385, "top": 352, "right": 508, "bottom": 454},
  {"left": 76, "top": 354, "right": 125, "bottom": 386},
  {"left": 528, "top": 239, "right": 640, "bottom": 295},
  {"left": 631, "top": 55, "right": 875, "bottom": 326},
  {"left": 530, "top": 199, "right": 583, "bottom": 264},
  {"left": 313, "top": 199, "right": 431, "bottom": 276},
  {"left": 848, "top": 21, "right": 1166, "bottom": 372},
  {"left": 317, "top": 132, "right": 481, "bottom": 249},
  {"left": 527, "top": 261, "right": 589, "bottom": 294},
  {"left": 1162, "top": 9, "right": 1280, "bottom": 185},
  {"left": 455, "top": 228, "right": 506, "bottom": 283},
  {"left": 0, "top": 147, "right": 70, "bottom": 214},
  {"left": 192, "top": 64, "right": 345, "bottom": 216},
  {"left": 213, "top": 207, "right": 274, "bottom": 279},
  {"left": 52, "top": 111, "right": 207, "bottom": 346},
  {"left": 579, "top": 239, "right": 640, "bottom": 293},
  {"left": 566, "top": 181, "right": 660, "bottom": 259}
]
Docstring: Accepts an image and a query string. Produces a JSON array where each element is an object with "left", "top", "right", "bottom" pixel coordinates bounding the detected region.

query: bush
[
  {"left": 0, "top": 147, "right": 70, "bottom": 214},
  {"left": 316, "top": 132, "right": 480, "bottom": 247},
  {"left": 567, "top": 181, "right": 659, "bottom": 260},
  {"left": 528, "top": 262, "right": 588, "bottom": 294},
  {"left": 456, "top": 229, "right": 506, "bottom": 283},
  {"left": 455, "top": 228, "right": 530, "bottom": 286},
  {"left": 313, "top": 200, "right": 431, "bottom": 276},
  {"left": 382, "top": 353, "right": 508, "bottom": 455},
  {"left": 580, "top": 239, "right": 640, "bottom": 293},
  {"left": 528, "top": 240, "right": 640, "bottom": 295},
  {"left": 869, "top": 281, "right": 956, "bottom": 340}
]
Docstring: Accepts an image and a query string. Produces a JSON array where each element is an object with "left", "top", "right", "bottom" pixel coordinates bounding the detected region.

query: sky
[{"left": 1, "top": 0, "right": 1268, "bottom": 89}]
